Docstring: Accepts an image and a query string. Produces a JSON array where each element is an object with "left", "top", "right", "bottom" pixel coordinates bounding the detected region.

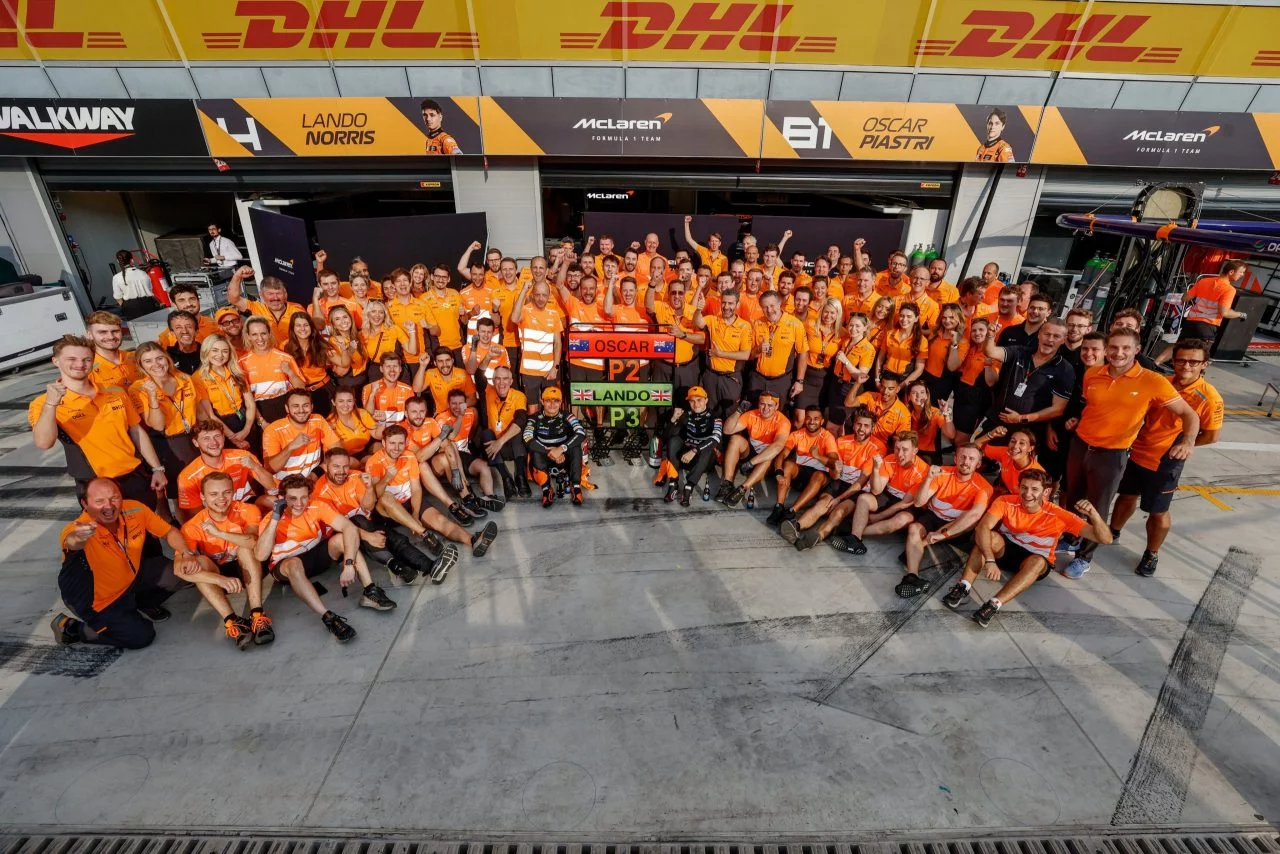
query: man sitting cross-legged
[{"left": 781, "top": 407, "right": 884, "bottom": 547}]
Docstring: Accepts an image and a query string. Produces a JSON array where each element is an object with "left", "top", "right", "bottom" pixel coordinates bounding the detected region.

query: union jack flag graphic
[
  {"left": 651, "top": 388, "right": 672, "bottom": 402},
  {"left": 572, "top": 387, "right": 594, "bottom": 402},
  {"left": 653, "top": 339, "right": 675, "bottom": 354},
  {"left": 568, "top": 338, "right": 590, "bottom": 353}
]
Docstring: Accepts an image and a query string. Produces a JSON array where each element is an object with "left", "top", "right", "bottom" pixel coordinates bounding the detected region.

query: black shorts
[
  {"left": 794, "top": 367, "right": 827, "bottom": 410},
  {"left": 271, "top": 540, "right": 333, "bottom": 581},
  {"left": 521, "top": 373, "right": 559, "bottom": 404},
  {"left": 215, "top": 559, "right": 244, "bottom": 578},
  {"left": 1118, "top": 453, "right": 1185, "bottom": 514},
  {"left": 569, "top": 364, "right": 606, "bottom": 385},
  {"left": 1179, "top": 320, "right": 1219, "bottom": 343},
  {"left": 823, "top": 477, "right": 858, "bottom": 498},
  {"left": 786, "top": 461, "right": 823, "bottom": 489},
  {"left": 459, "top": 450, "right": 477, "bottom": 471},
  {"left": 995, "top": 537, "right": 1052, "bottom": 579},
  {"left": 952, "top": 382, "right": 990, "bottom": 434},
  {"left": 748, "top": 371, "right": 793, "bottom": 405},
  {"left": 910, "top": 507, "right": 949, "bottom": 534},
  {"left": 870, "top": 490, "right": 897, "bottom": 513}
]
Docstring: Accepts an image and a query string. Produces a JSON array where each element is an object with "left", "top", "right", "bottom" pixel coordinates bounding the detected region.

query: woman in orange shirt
[
  {"left": 284, "top": 312, "right": 332, "bottom": 417},
  {"left": 947, "top": 316, "right": 992, "bottom": 446},
  {"left": 876, "top": 302, "right": 926, "bottom": 385},
  {"left": 326, "top": 304, "right": 367, "bottom": 393},
  {"left": 360, "top": 300, "right": 415, "bottom": 382},
  {"left": 975, "top": 425, "right": 1043, "bottom": 496},
  {"left": 348, "top": 273, "right": 373, "bottom": 322},
  {"left": 328, "top": 385, "right": 381, "bottom": 462},
  {"left": 795, "top": 298, "right": 842, "bottom": 426},
  {"left": 409, "top": 263, "right": 429, "bottom": 297},
  {"left": 240, "top": 315, "right": 304, "bottom": 425},
  {"left": 904, "top": 379, "right": 954, "bottom": 464},
  {"left": 829, "top": 311, "right": 876, "bottom": 434},
  {"left": 131, "top": 342, "right": 201, "bottom": 503},
  {"left": 923, "top": 303, "right": 965, "bottom": 404},
  {"left": 194, "top": 333, "right": 258, "bottom": 453},
  {"left": 867, "top": 296, "right": 896, "bottom": 352}
]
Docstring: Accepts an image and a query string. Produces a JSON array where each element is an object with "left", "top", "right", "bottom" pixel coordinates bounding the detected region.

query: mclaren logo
[
  {"left": 573, "top": 112, "right": 672, "bottom": 131},
  {"left": 0, "top": 104, "right": 136, "bottom": 150},
  {"left": 1123, "top": 125, "right": 1220, "bottom": 144}
]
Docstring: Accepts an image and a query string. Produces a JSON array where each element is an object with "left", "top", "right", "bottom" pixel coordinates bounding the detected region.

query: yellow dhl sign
[{"left": 4, "top": 0, "right": 1280, "bottom": 79}]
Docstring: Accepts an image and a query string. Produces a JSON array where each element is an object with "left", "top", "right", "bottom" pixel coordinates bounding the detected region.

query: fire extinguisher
[{"left": 147, "top": 258, "right": 171, "bottom": 307}]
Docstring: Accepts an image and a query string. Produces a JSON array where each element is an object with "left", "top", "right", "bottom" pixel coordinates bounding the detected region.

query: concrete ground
[{"left": 0, "top": 357, "right": 1278, "bottom": 837}]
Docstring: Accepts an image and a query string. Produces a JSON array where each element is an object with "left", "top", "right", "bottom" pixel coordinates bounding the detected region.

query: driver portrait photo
[
  {"left": 975, "top": 107, "right": 1015, "bottom": 162},
  {"left": 421, "top": 98, "right": 462, "bottom": 155}
]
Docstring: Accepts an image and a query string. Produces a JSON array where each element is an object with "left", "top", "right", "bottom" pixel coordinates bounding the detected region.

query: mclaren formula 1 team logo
[
  {"left": 574, "top": 111, "right": 672, "bottom": 141},
  {"left": 1124, "top": 124, "right": 1219, "bottom": 153},
  {"left": 0, "top": 103, "right": 135, "bottom": 149}
]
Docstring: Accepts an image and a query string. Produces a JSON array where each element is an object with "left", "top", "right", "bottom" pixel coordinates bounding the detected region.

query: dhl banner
[
  {"left": 197, "top": 97, "right": 482, "bottom": 157},
  {"left": 8, "top": 0, "right": 1280, "bottom": 80}
]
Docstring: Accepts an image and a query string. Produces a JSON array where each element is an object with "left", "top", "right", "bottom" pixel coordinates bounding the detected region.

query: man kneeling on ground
[{"left": 942, "top": 469, "right": 1111, "bottom": 628}]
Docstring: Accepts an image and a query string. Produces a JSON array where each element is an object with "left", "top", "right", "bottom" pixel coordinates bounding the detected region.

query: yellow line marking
[
  {"left": 1176, "top": 483, "right": 1280, "bottom": 511},
  {"left": 1223, "top": 408, "right": 1272, "bottom": 416}
]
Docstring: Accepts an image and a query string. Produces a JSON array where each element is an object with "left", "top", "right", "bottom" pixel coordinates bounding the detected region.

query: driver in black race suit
[{"left": 523, "top": 387, "right": 587, "bottom": 507}]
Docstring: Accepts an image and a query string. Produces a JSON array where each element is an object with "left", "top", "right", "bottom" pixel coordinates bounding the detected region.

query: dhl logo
[
  {"left": 201, "top": 0, "right": 478, "bottom": 51},
  {"left": 560, "top": 2, "right": 835, "bottom": 54},
  {"left": 915, "top": 10, "right": 1180, "bottom": 65},
  {"left": 0, "top": 0, "right": 126, "bottom": 50}
]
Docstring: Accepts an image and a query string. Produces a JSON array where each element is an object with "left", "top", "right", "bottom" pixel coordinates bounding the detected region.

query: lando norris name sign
[{"left": 569, "top": 383, "right": 674, "bottom": 406}]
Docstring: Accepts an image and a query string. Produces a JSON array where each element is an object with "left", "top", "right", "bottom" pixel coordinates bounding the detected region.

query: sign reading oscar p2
[
  {"left": 567, "top": 331, "right": 676, "bottom": 360},
  {"left": 197, "top": 97, "right": 481, "bottom": 157}
]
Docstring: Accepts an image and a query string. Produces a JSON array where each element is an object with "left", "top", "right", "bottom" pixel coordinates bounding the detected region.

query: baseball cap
[
  {"left": 215, "top": 307, "right": 241, "bottom": 323},
  {"left": 542, "top": 386, "right": 563, "bottom": 401},
  {"left": 687, "top": 385, "right": 708, "bottom": 399}
]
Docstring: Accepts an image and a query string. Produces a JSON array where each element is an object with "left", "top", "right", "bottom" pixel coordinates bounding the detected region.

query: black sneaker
[
  {"left": 664, "top": 482, "right": 678, "bottom": 503},
  {"left": 766, "top": 504, "right": 787, "bottom": 526},
  {"left": 50, "top": 612, "right": 82, "bottom": 646},
  {"left": 250, "top": 611, "right": 275, "bottom": 646},
  {"left": 421, "top": 530, "right": 444, "bottom": 554},
  {"left": 795, "top": 528, "right": 821, "bottom": 552},
  {"left": 1135, "top": 550, "right": 1159, "bottom": 577},
  {"left": 477, "top": 493, "right": 505, "bottom": 512},
  {"left": 714, "top": 481, "right": 734, "bottom": 504},
  {"left": 541, "top": 486, "right": 555, "bottom": 508},
  {"left": 448, "top": 502, "right": 474, "bottom": 526},
  {"left": 894, "top": 573, "right": 930, "bottom": 599},
  {"left": 973, "top": 599, "right": 999, "bottom": 628},
  {"left": 471, "top": 521, "right": 498, "bottom": 557},
  {"left": 359, "top": 584, "right": 396, "bottom": 611},
  {"left": 515, "top": 479, "right": 533, "bottom": 498},
  {"left": 137, "top": 605, "right": 171, "bottom": 623},
  {"left": 780, "top": 519, "right": 800, "bottom": 544},
  {"left": 387, "top": 558, "right": 419, "bottom": 585},
  {"left": 431, "top": 543, "right": 459, "bottom": 583},
  {"left": 726, "top": 485, "right": 746, "bottom": 508},
  {"left": 322, "top": 611, "right": 356, "bottom": 643},
  {"left": 827, "top": 534, "right": 866, "bottom": 555},
  {"left": 462, "top": 494, "right": 488, "bottom": 519},
  {"left": 679, "top": 486, "right": 692, "bottom": 507},
  {"left": 942, "top": 583, "right": 970, "bottom": 610},
  {"left": 224, "top": 614, "right": 254, "bottom": 651},
  {"left": 1110, "top": 527, "right": 1122, "bottom": 541}
]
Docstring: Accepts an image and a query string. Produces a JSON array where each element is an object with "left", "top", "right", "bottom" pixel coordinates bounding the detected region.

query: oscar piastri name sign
[{"left": 567, "top": 327, "right": 675, "bottom": 407}]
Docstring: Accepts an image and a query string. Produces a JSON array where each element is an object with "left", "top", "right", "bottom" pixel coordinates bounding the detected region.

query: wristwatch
[
  {"left": 152, "top": 465, "right": 166, "bottom": 473},
  {"left": 344, "top": 558, "right": 355, "bottom": 566}
]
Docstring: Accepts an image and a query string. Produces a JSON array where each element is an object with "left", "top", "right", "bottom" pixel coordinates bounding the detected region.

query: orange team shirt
[
  {"left": 384, "top": 297, "right": 429, "bottom": 364},
  {"left": 418, "top": 368, "right": 476, "bottom": 414},
  {"left": 518, "top": 305, "right": 564, "bottom": 377},
  {"left": 461, "top": 341, "right": 511, "bottom": 381},
  {"left": 1184, "top": 275, "right": 1236, "bottom": 326},
  {"left": 181, "top": 503, "right": 262, "bottom": 565},
  {"left": 157, "top": 314, "right": 220, "bottom": 349},
  {"left": 753, "top": 314, "right": 807, "bottom": 377},
  {"left": 692, "top": 244, "right": 728, "bottom": 278},
  {"left": 929, "top": 281, "right": 961, "bottom": 305},
  {"left": 737, "top": 292, "right": 765, "bottom": 323},
  {"left": 833, "top": 435, "right": 885, "bottom": 484},
  {"left": 176, "top": 448, "right": 263, "bottom": 510},
  {"left": 1129, "top": 376, "right": 1223, "bottom": 470},
  {"left": 563, "top": 293, "right": 608, "bottom": 371},
  {"left": 317, "top": 295, "right": 363, "bottom": 331},
  {"left": 703, "top": 314, "right": 754, "bottom": 373},
  {"left": 313, "top": 473, "right": 370, "bottom": 519},
  {"left": 635, "top": 252, "right": 664, "bottom": 283},
  {"left": 898, "top": 293, "right": 940, "bottom": 331},
  {"left": 923, "top": 468, "right": 993, "bottom": 521},
  {"left": 129, "top": 374, "right": 200, "bottom": 437},
  {"left": 804, "top": 321, "right": 841, "bottom": 370},
  {"left": 876, "top": 455, "right": 930, "bottom": 500},
  {"left": 1076, "top": 363, "right": 1179, "bottom": 450},
  {"left": 422, "top": 288, "right": 465, "bottom": 350},
  {"left": 328, "top": 333, "right": 367, "bottom": 377},
  {"left": 608, "top": 302, "right": 650, "bottom": 329},
  {"left": 405, "top": 416, "right": 443, "bottom": 454},
  {"left": 835, "top": 337, "right": 876, "bottom": 383},
  {"left": 192, "top": 368, "right": 246, "bottom": 418},
  {"left": 293, "top": 353, "right": 329, "bottom": 390},
  {"left": 976, "top": 138, "right": 1015, "bottom": 162},
  {"left": 363, "top": 381, "right": 414, "bottom": 425},
  {"left": 361, "top": 325, "right": 411, "bottom": 365},
  {"left": 239, "top": 349, "right": 301, "bottom": 401},
  {"left": 62, "top": 500, "right": 171, "bottom": 611},
  {"left": 987, "top": 312, "right": 1025, "bottom": 340},
  {"left": 365, "top": 449, "right": 420, "bottom": 504},
  {"left": 91, "top": 351, "right": 141, "bottom": 390},
  {"left": 911, "top": 406, "right": 948, "bottom": 453},
  {"left": 328, "top": 408, "right": 378, "bottom": 455},
  {"left": 879, "top": 329, "right": 928, "bottom": 375},
  {"left": 958, "top": 342, "right": 988, "bottom": 386},
  {"left": 260, "top": 501, "right": 341, "bottom": 565},
  {"left": 875, "top": 270, "right": 910, "bottom": 298},
  {"left": 987, "top": 494, "right": 1084, "bottom": 563},
  {"left": 843, "top": 290, "right": 879, "bottom": 320},
  {"left": 486, "top": 386, "right": 528, "bottom": 435},
  {"left": 246, "top": 301, "right": 305, "bottom": 346},
  {"left": 924, "top": 335, "right": 956, "bottom": 378},
  {"left": 262, "top": 414, "right": 340, "bottom": 479},
  {"left": 981, "top": 282, "right": 1005, "bottom": 306},
  {"left": 492, "top": 283, "right": 523, "bottom": 342},
  {"left": 785, "top": 427, "right": 838, "bottom": 469},
  {"left": 983, "top": 445, "right": 1046, "bottom": 494},
  {"left": 435, "top": 407, "right": 478, "bottom": 452},
  {"left": 855, "top": 392, "right": 912, "bottom": 445},
  {"left": 738, "top": 409, "right": 790, "bottom": 448},
  {"left": 460, "top": 284, "right": 498, "bottom": 338},
  {"left": 28, "top": 383, "right": 142, "bottom": 478}
]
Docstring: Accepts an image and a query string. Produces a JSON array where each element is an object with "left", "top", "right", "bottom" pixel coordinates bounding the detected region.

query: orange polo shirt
[
  {"left": 28, "top": 383, "right": 142, "bottom": 478},
  {"left": 181, "top": 503, "right": 262, "bottom": 565},
  {"left": 176, "top": 448, "right": 263, "bottom": 510},
  {"left": 1076, "top": 363, "right": 1179, "bottom": 450},
  {"left": 62, "top": 501, "right": 172, "bottom": 611}
]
